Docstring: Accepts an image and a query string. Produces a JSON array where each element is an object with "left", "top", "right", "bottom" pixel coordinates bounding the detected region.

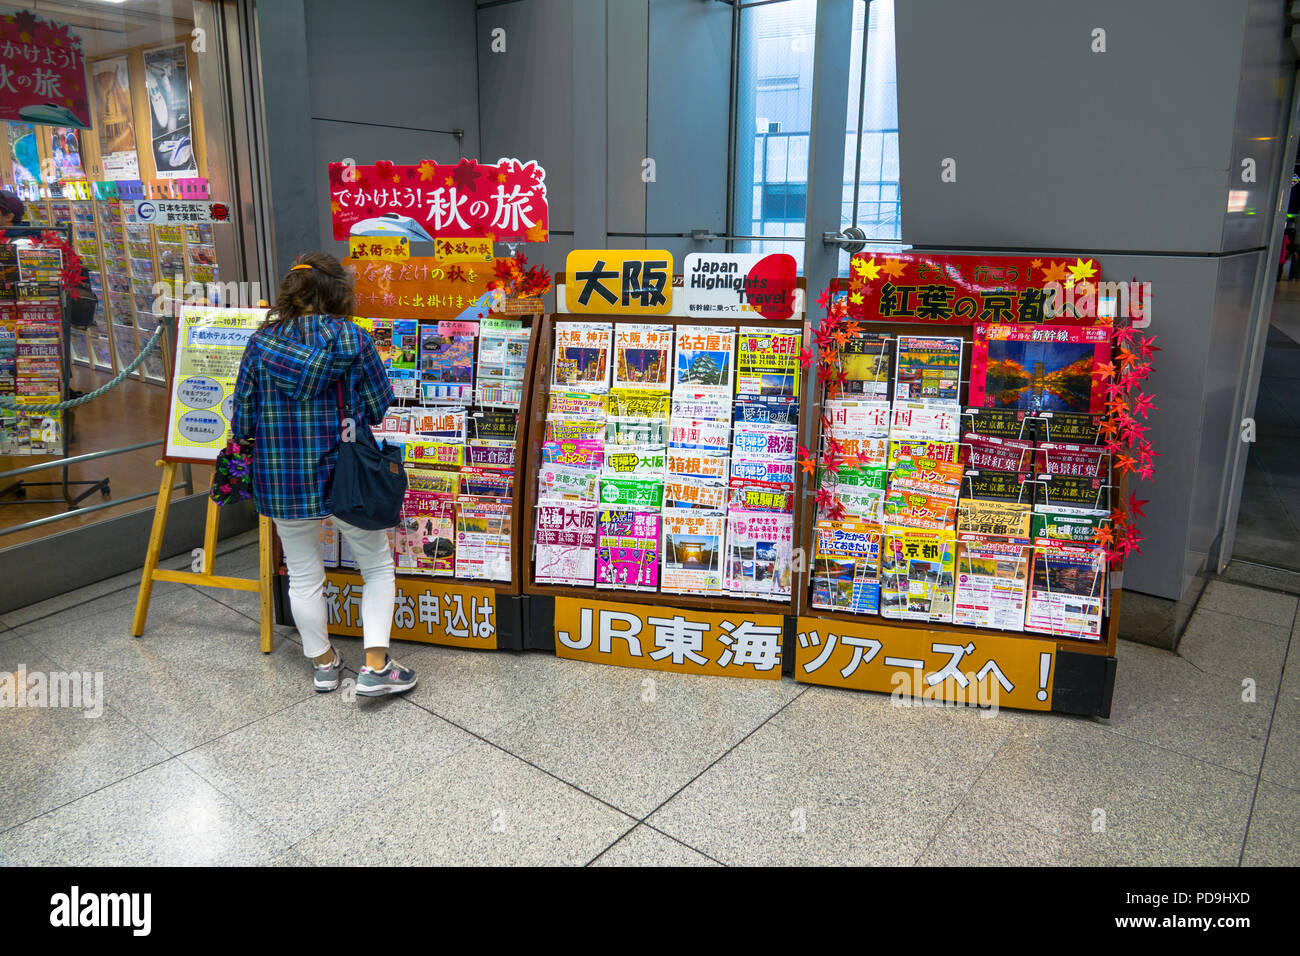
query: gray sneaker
[
  {"left": 313, "top": 648, "right": 343, "bottom": 693},
  {"left": 356, "top": 656, "right": 417, "bottom": 697}
]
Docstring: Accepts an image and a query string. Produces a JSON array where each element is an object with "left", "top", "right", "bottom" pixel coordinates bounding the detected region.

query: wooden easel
[{"left": 132, "top": 458, "right": 276, "bottom": 652}]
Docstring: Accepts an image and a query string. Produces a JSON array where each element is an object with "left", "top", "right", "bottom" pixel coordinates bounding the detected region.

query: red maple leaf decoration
[
  {"left": 798, "top": 457, "right": 817, "bottom": 476},
  {"left": 451, "top": 159, "right": 481, "bottom": 192},
  {"left": 1127, "top": 492, "right": 1149, "bottom": 519}
]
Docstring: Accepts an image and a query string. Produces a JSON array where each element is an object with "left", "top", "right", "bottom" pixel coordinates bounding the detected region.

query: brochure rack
[
  {"left": 793, "top": 317, "right": 1120, "bottom": 716},
  {"left": 520, "top": 311, "right": 814, "bottom": 680},
  {"left": 274, "top": 312, "right": 543, "bottom": 651}
]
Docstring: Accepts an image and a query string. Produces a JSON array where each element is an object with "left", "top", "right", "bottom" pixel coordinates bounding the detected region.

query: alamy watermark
[
  {"left": 151, "top": 277, "right": 264, "bottom": 315},
  {"left": 0, "top": 666, "right": 103, "bottom": 718},
  {"left": 1043, "top": 279, "right": 1151, "bottom": 328}
]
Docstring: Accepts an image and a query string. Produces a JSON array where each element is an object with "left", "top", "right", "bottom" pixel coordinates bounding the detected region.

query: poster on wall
[
  {"left": 49, "top": 127, "right": 85, "bottom": 181},
  {"left": 163, "top": 305, "right": 265, "bottom": 462},
  {"left": 6, "top": 122, "right": 39, "bottom": 191},
  {"left": 142, "top": 45, "right": 198, "bottom": 179},
  {"left": 91, "top": 56, "right": 139, "bottom": 181},
  {"left": 681, "top": 252, "right": 797, "bottom": 320},
  {"left": 0, "top": 12, "right": 91, "bottom": 130}
]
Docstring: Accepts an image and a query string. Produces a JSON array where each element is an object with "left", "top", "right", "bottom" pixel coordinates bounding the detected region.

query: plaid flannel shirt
[{"left": 231, "top": 315, "right": 394, "bottom": 519}]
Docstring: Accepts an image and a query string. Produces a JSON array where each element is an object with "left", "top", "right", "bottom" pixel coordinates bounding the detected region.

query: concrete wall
[{"left": 895, "top": 0, "right": 1293, "bottom": 600}]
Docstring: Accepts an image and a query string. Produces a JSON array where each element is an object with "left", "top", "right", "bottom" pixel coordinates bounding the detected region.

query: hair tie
[{"left": 290, "top": 263, "right": 312, "bottom": 271}]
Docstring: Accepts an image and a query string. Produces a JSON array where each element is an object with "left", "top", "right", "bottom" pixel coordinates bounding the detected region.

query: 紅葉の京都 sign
[
  {"left": 0, "top": 12, "right": 91, "bottom": 130},
  {"left": 323, "top": 571, "right": 500, "bottom": 649},
  {"left": 682, "top": 252, "right": 797, "bottom": 320},
  {"left": 563, "top": 250, "right": 673, "bottom": 315},
  {"left": 553, "top": 597, "right": 783, "bottom": 679},
  {"left": 328, "top": 158, "right": 548, "bottom": 243},
  {"left": 164, "top": 306, "right": 265, "bottom": 462},
  {"left": 794, "top": 615, "right": 1055, "bottom": 711},
  {"left": 845, "top": 252, "right": 1108, "bottom": 326}
]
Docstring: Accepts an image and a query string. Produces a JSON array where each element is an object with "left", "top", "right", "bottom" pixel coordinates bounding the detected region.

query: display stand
[
  {"left": 277, "top": 310, "right": 545, "bottom": 652},
  {"left": 132, "top": 458, "right": 275, "bottom": 651},
  {"left": 790, "top": 311, "right": 1120, "bottom": 716},
  {"left": 521, "top": 308, "right": 812, "bottom": 681},
  {"left": 0, "top": 227, "right": 112, "bottom": 509}
]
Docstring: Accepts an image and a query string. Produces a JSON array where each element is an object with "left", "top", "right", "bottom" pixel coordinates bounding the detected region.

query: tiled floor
[{"left": 1, "top": 534, "right": 1297, "bottom": 866}]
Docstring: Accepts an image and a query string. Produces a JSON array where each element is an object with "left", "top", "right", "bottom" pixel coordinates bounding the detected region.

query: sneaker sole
[
  {"left": 355, "top": 677, "right": 418, "bottom": 697},
  {"left": 314, "top": 679, "right": 340, "bottom": 692}
]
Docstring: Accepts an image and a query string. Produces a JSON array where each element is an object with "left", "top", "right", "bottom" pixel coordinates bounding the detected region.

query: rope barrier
[{"left": 0, "top": 315, "right": 174, "bottom": 414}]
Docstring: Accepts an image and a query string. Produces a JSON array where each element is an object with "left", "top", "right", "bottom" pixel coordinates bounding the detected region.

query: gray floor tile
[
  {"left": 1, "top": 569, "right": 187, "bottom": 633},
  {"left": 1241, "top": 782, "right": 1300, "bottom": 866},
  {"left": 917, "top": 799, "right": 1099, "bottom": 866},
  {"left": 0, "top": 759, "right": 287, "bottom": 866},
  {"left": 957, "top": 716, "right": 1255, "bottom": 865},
  {"left": 395, "top": 644, "right": 589, "bottom": 737},
  {"left": 1221, "top": 561, "right": 1300, "bottom": 596},
  {"left": 14, "top": 587, "right": 319, "bottom": 754},
  {"left": 293, "top": 741, "right": 633, "bottom": 866},
  {"left": 647, "top": 685, "right": 1022, "bottom": 865},
  {"left": 0, "top": 638, "right": 172, "bottom": 832},
  {"left": 1176, "top": 607, "right": 1289, "bottom": 685},
  {"left": 1198, "top": 581, "right": 1298, "bottom": 628},
  {"left": 1259, "top": 647, "right": 1300, "bottom": 790},
  {"left": 485, "top": 663, "right": 803, "bottom": 818},
  {"left": 1106, "top": 640, "right": 1272, "bottom": 777},
  {"left": 179, "top": 693, "right": 475, "bottom": 845},
  {"left": 590, "top": 824, "right": 719, "bottom": 866}
]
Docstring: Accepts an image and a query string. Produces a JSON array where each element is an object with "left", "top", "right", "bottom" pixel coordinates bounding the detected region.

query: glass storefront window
[{"left": 0, "top": 2, "right": 249, "bottom": 552}]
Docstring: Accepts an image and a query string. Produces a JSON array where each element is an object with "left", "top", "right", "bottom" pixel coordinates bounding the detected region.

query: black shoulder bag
[{"left": 327, "top": 379, "right": 406, "bottom": 530}]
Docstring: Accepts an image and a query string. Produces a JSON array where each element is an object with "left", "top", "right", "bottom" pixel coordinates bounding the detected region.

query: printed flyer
[
  {"left": 535, "top": 503, "right": 599, "bottom": 586},
  {"left": 673, "top": 326, "right": 736, "bottom": 395},
  {"left": 895, "top": 335, "right": 962, "bottom": 403},
  {"left": 661, "top": 508, "right": 726, "bottom": 594},
  {"left": 553, "top": 322, "right": 612, "bottom": 392},
  {"left": 613, "top": 324, "right": 673, "bottom": 390},
  {"left": 970, "top": 323, "right": 1111, "bottom": 415},
  {"left": 953, "top": 538, "right": 1031, "bottom": 631},
  {"left": 737, "top": 326, "right": 801, "bottom": 398},
  {"left": 811, "top": 520, "right": 882, "bottom": 614},
  {"left": 596, "top": 509, "right": 660, "bottom": 590},
  {"left": 724, "top": 510, "right": 793, "bottom": 599},
  {"left": 880, "top": 528, "right": 957, "bottom": 623},
  {"left": 1025, "top": 545, "right": 1106, "bottom": 640}
]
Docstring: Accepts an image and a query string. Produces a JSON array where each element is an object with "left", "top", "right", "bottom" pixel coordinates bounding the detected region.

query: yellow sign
[
  {"left": 793, "top": 615, "right": 1055, "bottom": 711},
  {"left": 434, "top": 238, "right": 494, "bottom": 263},
  {"left": 348, "top": 235, "right": 410, "bottom": 261},
  {"left": 324, "top": 570, "right": 499, "bottom": 650},
  {"left": 164, "top": 305, "right": 266, "bottom": 462},
  {"left": 564, "top": 249, "right": 673, "bottom": 314},
  {"left": 554, "top": 597, "right": 783, "bottom": 680}
]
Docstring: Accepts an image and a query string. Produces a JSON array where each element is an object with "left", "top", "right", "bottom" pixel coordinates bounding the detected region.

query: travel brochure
[
  {"left": 533, "top": 321, "right": 801, "bottom": 602},
  {"left": 812, "top": 318, "right": 1113, "bottom": 640}
]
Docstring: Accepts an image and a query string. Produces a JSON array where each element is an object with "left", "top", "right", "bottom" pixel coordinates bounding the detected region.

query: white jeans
[{"left": 274, "top": 517, "right": 395, "bottom": 658}]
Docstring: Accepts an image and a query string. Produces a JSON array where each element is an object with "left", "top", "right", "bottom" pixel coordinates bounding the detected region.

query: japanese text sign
[
  {"left": 165, "top": 306, "right": 266, "bottom": 463},
  {"left": 794, "top": 615, "right": 1054, "bottom": 711},
  {"left": 328, "top": 158, "right": 548, "bottom": 243},
  {"left": 134, "top": 199, "right": 231, "bottom": 225},
  {"left": 682, "top": 252, "right": 797, "bottom": 320},
  {"left": 324, "top": 571, "right": 499, "bottom": 649},
  {"left": 846, "top": 252, "right": 1107, "bottom": 326},
  {"left": 345, "top": 256, "right": 500, "bottom": 321},
  {"left": 0, "top": 12, "right": 90, "bottom": 130},
  {"left": 564, "top": 250, "right": 673, "bottom": 315},
  {"left": 348, "top": 235, "right": 409, "bottom": 261},
  {"left": 555, "top": 597, "right": 783, "bottom": 680}
]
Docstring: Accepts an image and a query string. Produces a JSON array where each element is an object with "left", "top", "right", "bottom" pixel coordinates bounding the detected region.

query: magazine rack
[
  {"left": 275, "top": 311, "right": 543, "bottom": 651},
  {"left": 793, "top": 319, "right": 1120, "bottom": 717},
  {"left": 0, "top": 228, "right": 112, "bottom": 508},
  {"left": 521, "top": 311, "right": 814, "bottom": 678}
]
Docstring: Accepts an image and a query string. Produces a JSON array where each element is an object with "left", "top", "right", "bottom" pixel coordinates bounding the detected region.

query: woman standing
[{"left": 231, "top": 252, "right": 416, "bottom": 696}]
